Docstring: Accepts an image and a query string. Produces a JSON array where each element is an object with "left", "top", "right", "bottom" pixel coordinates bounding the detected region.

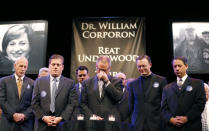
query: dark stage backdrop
[{"left": 71, "top": 17, "right": 146, "bottom": 81}]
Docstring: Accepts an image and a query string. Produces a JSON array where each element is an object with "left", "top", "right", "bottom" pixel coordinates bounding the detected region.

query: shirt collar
[
  {"left": 50, "top": 75, "right": 61, "bottom": 82},
  {"left": 142, "top": 73, "right": 153, "bottom": 79},
  {"left": 14, "top": 73, "right": 24, "bottom": 81},
  {"left": 177, "top": 74, "right": 188, "bottom": 83}
]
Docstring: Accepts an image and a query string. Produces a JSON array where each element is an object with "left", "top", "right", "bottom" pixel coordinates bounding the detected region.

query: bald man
[{"left": 0, "top": 57, "right": 34, "bottom": 131}]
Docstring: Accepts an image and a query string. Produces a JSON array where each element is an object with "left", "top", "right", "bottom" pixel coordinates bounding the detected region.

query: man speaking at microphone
[{"left": 80, "top": 56, "right": 123, "bottom": 121}]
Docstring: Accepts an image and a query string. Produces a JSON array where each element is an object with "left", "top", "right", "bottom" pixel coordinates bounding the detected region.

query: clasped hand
[
  {"left": 170, "top": 116, "right": 188, "bottom": 127},
  {"left": 43, "top": 116, "right": 62, "bottom": 126},
  {"left": 13, "top": 113, "right": 25, "bottom": 123}
]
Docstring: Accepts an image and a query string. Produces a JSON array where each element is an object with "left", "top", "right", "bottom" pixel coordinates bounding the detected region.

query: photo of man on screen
[{"left": 173, "top": 23, "right": 209, "bottom": 74}]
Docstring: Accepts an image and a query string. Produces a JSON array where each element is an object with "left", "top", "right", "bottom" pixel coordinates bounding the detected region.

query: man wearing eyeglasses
[{"left": 80, "top": 56, "right": 123, "bottom": 121}]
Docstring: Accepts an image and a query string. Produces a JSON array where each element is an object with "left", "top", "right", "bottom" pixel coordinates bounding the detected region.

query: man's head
[
  {"left": 185, "top": 25, "right": 196, "bottom": 41},
  {"left": 172, "top": 56, "right": 188, "bottom": 78},
  {"left": 115, "top": 72, "right": 126, "bottom": 86},
  {"left": 204, "top": 83, "right": 209, "bottom": 101},
  {"left": 136, "top": 55, "right": 152, "bottom": 76},
  {"left": 14, "top": 56, "right": 28, "bottom": 77},
  {"left": 202, "top": 31, "right": 209, "bottom": 45},
  {"left": 38, "top": 67, "right": 50, "bottom": 78},
  {"left": 96, "top": 56, "right": 111, "bottom": 75},
  {"left": 48, "top": 54, "right": 64, "bottom": 77},
  {"left": 76, "top": 66, "right": 89, "bottom": 84}
]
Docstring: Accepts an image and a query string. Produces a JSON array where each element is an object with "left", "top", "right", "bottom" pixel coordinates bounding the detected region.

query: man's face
[
  {"left": 116, "top": 74, "right": 126, "bottom": 86},
  {"left": 172, "top": 59, "right": 188, "bottom": 78},
  {"left": 39, "top": 70, "right": 50, "bottom": 78},
  {"left": 96, "top": 59, "right": 110, "bottom": 75},
  {"left": 202, "top": 34, "right": 209, "bottom": 45},
  {"left": 49, "top": 59, "right": 64, "bottom": 77},
  {"left": 136, "top": 58, "right": 152, "bottom": 76},
  {"left": 185, "top": 29, "right": 195, "bottom": 41},
  {"left": 14, "top": 58, "right": 28, "bottom": 77},
  {"left": 77, "top": 70, "right": 89, "bottom": 83}
]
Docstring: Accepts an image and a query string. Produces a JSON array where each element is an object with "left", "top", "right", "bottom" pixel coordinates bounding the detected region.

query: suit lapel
[
  {"left": 179, "top": 77, "right": 191, "bottom": 94},
  {"left": 172, "top": 81, "right": 180, "bottom": 95},
  {"left": 145, "top": 74, "right": 155, "bottom": 97},
  {"left": 20, "top": 77, "right": 28, "bottom": 101},
  {"left": 12, "top": 75, "right": 19, "bottom": 99},
  {"left": 46, "top": 76, "right": 51, "bottom": 102},
  {"left": 55, "top": 76, "right": 64, "bottom": 98},
  {"left": 75, "top": 83, "right": 80, "bottom": 96},
  {"left": 138, "top": 77, "right": 144, "bottom": 98},
  {"left": 93, "top": 76, "right": 101, "bottom": 102}
]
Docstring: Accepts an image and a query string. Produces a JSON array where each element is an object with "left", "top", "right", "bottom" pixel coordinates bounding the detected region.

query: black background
[{"left": 0, "top": 4, "right": 208, "bottom": 83}]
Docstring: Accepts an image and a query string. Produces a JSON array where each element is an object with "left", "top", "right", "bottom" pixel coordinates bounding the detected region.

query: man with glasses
[
  {"left": 128, "top": 55, "right": 167, "bottom": 131},
  {"left": 80, "top": 56, "right": 123, "bottom": 121}
]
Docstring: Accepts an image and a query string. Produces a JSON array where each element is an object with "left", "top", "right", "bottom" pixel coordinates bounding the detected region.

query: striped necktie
[{"left": 50, "top": 78, "right": 58, "bottom": 113}]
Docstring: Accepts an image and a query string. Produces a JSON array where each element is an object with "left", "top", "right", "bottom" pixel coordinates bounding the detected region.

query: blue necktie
[{"left": 50, "top": 78, "right": 57, "bottom": 112}]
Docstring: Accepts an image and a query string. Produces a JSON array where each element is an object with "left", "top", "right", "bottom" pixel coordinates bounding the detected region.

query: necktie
[
  {"left": 17, "top": 77, "right": 22, "bottom": 99},
  {"left": 177, "top": 78, "right": 183, "bottom": 89},
  {"left": 202, "top": 105, "right": 208, "bottom": 131},
  {"left": 50, "top": 78, "right": 57, "bottom": 113},
  {"left": 79, "top": 84, "right": 82, "bottom": 94},
  {"left": 98, "top": 80, "right": 104, "bottom": 98}
]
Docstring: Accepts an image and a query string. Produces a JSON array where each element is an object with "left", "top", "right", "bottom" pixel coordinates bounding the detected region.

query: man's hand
[
  {"left": 51, "top": 117, "right": 63, "bottom": 126},
  {"left": 169, "top": 117, "right": 184, "bottom": 127},
  {"left": 176, "top": 116, "right": 188, "bottom": 124},
  {"left": 13, "top": 113, "right": 25, "bottom": 123},
  {"left": 42, "top": 116, "right": 55, "bottom": 126},
  {"left": 97, "top": 71, "right": 109, "bottom": 83}
]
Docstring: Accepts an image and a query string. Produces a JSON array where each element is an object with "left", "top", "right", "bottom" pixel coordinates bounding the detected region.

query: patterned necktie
[
  {"left": 177, "top": 78, "right": 183, "bottom": 89},
  {"left": 17, "top": 77, "right": 22, "bottom": 99},
  {"left": 202, "top": 105, "right": 208, "bottom": 131},
  {"left": 50, "top": 78, "right": 57, "bottom": 113}
]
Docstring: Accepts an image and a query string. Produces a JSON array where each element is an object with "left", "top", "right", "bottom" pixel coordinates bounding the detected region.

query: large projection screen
[
  {"left": 0, "top": 20, "right": 48, "bottom": 74},
  {"left": 172, "top": 22, "right": 209, "bottom": 74}
]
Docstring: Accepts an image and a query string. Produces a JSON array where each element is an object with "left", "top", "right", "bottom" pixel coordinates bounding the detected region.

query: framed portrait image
[
  {"left": 172, "top": 22, "right": 209, "bottom": 74},
  {"left": 0, "top": 20, "right": 48, "bottom": 74}
]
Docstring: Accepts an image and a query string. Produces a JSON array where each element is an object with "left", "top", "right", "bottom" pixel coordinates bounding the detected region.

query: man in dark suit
[
  {"left": 0, "top": 57, "right": 34, "bottom": 131},
  {"left": 80, "top": 56, "right": 123, "bottom": 121},
  {"left": 161, "top": 56, "right": 206, "bottom": 131},
  {"left": 32, "top": 54, "right": 78, "bottom": 131},
  {"left": 115, "top": 72, "right": 130, "bottom": 123},
  {"left": 128, "top": 55, "right": 167, "bottom": 131},
  {"left": 75, "top": 66, "right": 89, "bottom": 97},
  {"left": 71, "top": 66, "right": 89, "bottom": 120}
]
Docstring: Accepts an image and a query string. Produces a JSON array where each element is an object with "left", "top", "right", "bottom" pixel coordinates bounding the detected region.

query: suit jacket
[
  {"left": 0, "top": 75, "right": 34, "bottom": 131},
  {"left": 71, "top": 83, "right": 82, "bottom": 120},
  {"left": 117, "top": 86, "right": 131, "bottom": 123},
  {"left": 79, "top": 75, "right": 123, "bottom": 121},
  {"left": 128, "top": 73, "right": 167, "bottom": 131},
  {"left": 32, "top": 75, "right": 78, "bottom": 131},
  {"left": 161, "top": 76, "right": 206, "bottom": 131}
]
